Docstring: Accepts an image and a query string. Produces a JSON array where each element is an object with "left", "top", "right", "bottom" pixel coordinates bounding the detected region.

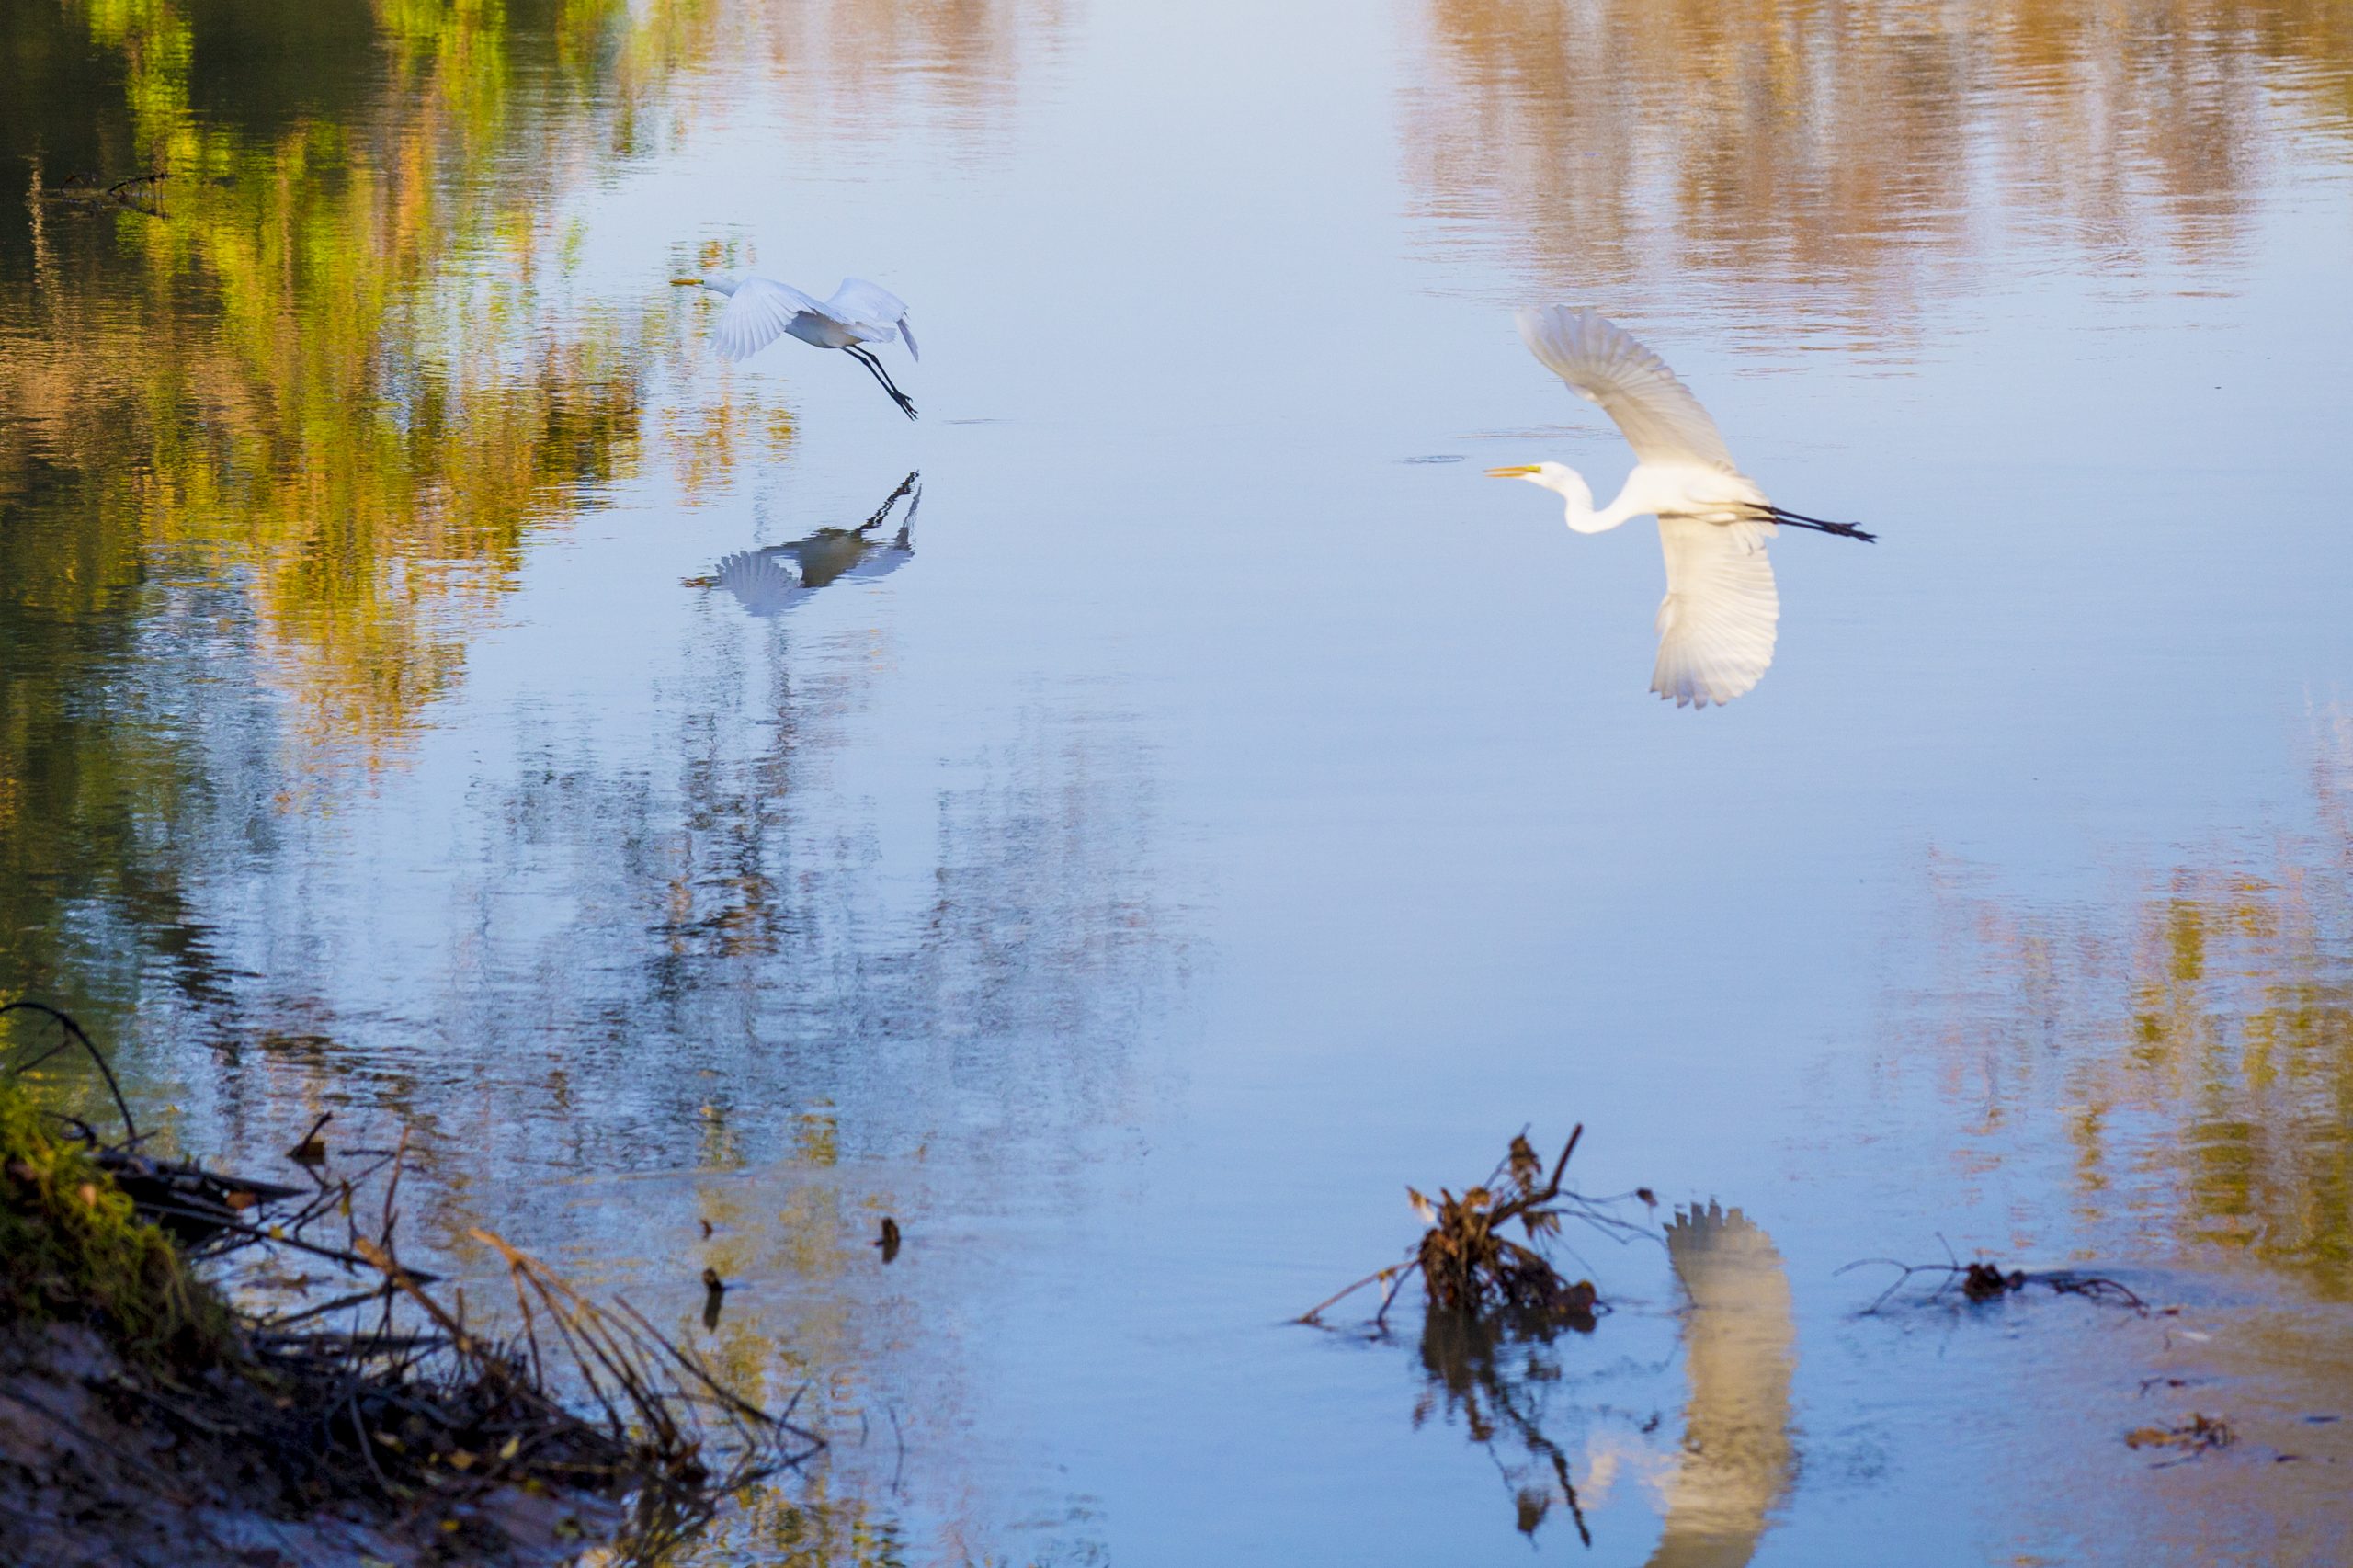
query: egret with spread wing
[
  {"left": 1489, "top": 307, "right": 1871, "bottom": 709},
  {"left": 672, "top": 272, "right": 920, "bottom": 418}
]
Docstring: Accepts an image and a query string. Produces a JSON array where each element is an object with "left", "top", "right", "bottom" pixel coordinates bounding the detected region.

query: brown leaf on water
[{"left": 2128, "top": 1414, "right": 2234, "bottom": 1456}]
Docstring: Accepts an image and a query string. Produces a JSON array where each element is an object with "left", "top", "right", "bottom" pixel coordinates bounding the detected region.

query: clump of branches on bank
[
  {"left": 0, "top": 1001, "right": 813, "bottom": 1567},
  {"left": 1297, "top": 1125, "right": 1650, "bottom": 1331}
]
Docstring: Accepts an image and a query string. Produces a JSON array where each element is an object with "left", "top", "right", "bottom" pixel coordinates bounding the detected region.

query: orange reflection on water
[
  {"left": 1918, "top": 707, "right": 2353, "bottom": 1294},
  {"left": 1405, "top": 0, "right": 2353, "bottom": 328}
]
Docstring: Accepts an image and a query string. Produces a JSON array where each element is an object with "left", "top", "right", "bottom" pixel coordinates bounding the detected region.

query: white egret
[
  {"left": 671, "top": 272, "right": 921, "bottom": 419},
  {"left": 1489, "top": 306, "right": 1872, "bottom": 709},
  {"left": 710, "top": 472, "right": 921, "bottom": 618}
]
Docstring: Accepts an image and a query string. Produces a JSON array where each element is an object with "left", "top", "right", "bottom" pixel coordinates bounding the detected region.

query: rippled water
[{"left": 5, "top": 0, "right": 2352, "bottom": 1561}]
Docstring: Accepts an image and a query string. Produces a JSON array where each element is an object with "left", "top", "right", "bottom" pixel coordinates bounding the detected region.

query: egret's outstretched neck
[
  {"left": 704, "top": 275, "right": 742, "bottom": 296},
  {"left": 1541, "top": 468, "right": 1623, "bottom": 535}
]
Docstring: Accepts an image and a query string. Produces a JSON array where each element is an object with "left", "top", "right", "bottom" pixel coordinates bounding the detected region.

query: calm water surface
[{"left": 5, "top": 0, "right": 2353, "bottom": 1562}]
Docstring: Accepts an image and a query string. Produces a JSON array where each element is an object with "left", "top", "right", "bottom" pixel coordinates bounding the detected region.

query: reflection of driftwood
[
  {"left": 1415, "top": 1306, "right": 1596, "bottom": 1544},
  {"left": 1839, "top": 1243, "right": 2149, "bottom": 1314},
  {"left": 1299, "top": 1125, "right": 1650, "bottom": 1329},
  {"left": 44, "top": 169, "right": 169, "bottom": 215}
]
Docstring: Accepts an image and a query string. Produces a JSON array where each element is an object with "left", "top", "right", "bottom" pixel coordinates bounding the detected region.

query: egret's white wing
[
  {"left": 1652, "top": 517, "right": 1778, "bottom": 709},
  {"left": 713, "top": 276, "right": 824, "bottom": 362},
  {"left": 824, "top": 278, "right": 918, "bottom": 358},
  {"left": 1643, "top": 1203, "right": 1796, "bottom": 1568},
  {"left": 1517, "top": 306, "right": 1737, "bottom": 471}
]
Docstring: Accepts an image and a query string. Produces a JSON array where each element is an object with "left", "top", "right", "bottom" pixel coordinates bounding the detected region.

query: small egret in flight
[
  {"left": 1489, "top": 307, "right": 1872, "bottom": 708},
  {"left": 672, "top": 272, "right": 920, "bottom": 418}
]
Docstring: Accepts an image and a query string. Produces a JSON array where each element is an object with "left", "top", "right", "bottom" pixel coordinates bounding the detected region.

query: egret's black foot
[{"left": 893, "top": 394, "right": 918, "bottom": 420}]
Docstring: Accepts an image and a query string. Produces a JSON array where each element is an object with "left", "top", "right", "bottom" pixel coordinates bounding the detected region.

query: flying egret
[
  {"left": 710, "top": 472, "right": 921, "bottom": 618},
  {"left": 672, "top": 272, "right": 921, "bottom": 419},
  {"left": 1489, "top": 306, "right": 1873, "bottom": 709}
]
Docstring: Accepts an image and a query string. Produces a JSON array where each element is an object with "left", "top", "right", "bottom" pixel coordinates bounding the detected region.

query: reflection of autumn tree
[
  {"left": 1927, "top": 710, "right": 2353, "bottom": 1294},
  {"left": 13, "top": 0, "right": 695, "bottom": 756},
  {"left": 0, "top": 0, "right": 794, "bottom": 1042},
  {"left": 1407, "top": 0, "right": 2353, "bottom": 317},
  {"left": 648, "top": 0, "right": 1069, "bottom": 153}
]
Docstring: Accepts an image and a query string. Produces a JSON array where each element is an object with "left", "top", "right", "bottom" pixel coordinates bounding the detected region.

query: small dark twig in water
[
  {"left": 1837, "top": 1253, "right": 2150, "bottom": 1315},
  {"left": 287, "top": 1111, "right": 333, "bottom": 1165},
  {"left": 700, "top": 1267, "right": 728, "bottom": 1330},
  {"left": 44, "top": 169, "right": 170, "bottom": 214}
]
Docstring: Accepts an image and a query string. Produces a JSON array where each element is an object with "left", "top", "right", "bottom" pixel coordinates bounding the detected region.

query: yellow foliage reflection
[
  {"left": 1408, "top": 0, "right": 2353, "bottom": 318},
  {"left": 9, "top": 0, "right": 662, "bottom": 762},
  {"left": 1926, "top": 709, "right": 2353, "bottom": 1293}
]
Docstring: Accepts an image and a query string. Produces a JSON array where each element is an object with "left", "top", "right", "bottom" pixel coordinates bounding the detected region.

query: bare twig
[
  {"left": 1838, "top": 1254, "right": 2150, "bottom": 1316},
  {"left": 2, "top": 1001, "right": 139, "bottom": 1143}
]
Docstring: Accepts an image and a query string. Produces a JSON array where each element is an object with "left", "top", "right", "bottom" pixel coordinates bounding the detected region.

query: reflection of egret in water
[
  {"left": 1415, "top": 1303, "right": 1600, "bottom": 1544},
  {"left": 1488, "top": 307, "right": 1871, "bottom": 709},
  {"left": 1643, "top": 1203, "right": 1796, "bottom": 1568},
  {"left": 711, "top": 472, "right": 921, "bottom": 618}
]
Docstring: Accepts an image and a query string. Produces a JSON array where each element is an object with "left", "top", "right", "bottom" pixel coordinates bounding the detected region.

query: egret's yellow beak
[
  {"left": 1485, "top": 464, "right": 1540, "bottom": 479},
  {"left": 669, "top": 277, "right": 705, "bottom": 287}
]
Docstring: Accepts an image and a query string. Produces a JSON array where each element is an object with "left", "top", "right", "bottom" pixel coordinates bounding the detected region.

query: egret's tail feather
[{"left": 1761, "top": 504, "right": 1875, "bottom": 542}]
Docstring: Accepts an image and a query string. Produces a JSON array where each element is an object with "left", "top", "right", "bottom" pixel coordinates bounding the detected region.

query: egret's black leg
[
  {"left": 847, "top": 346, "right": 917, "bottom": 420},
  {"left": 1762, "top": 504, "right": 1876, "bottom": 542}
]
